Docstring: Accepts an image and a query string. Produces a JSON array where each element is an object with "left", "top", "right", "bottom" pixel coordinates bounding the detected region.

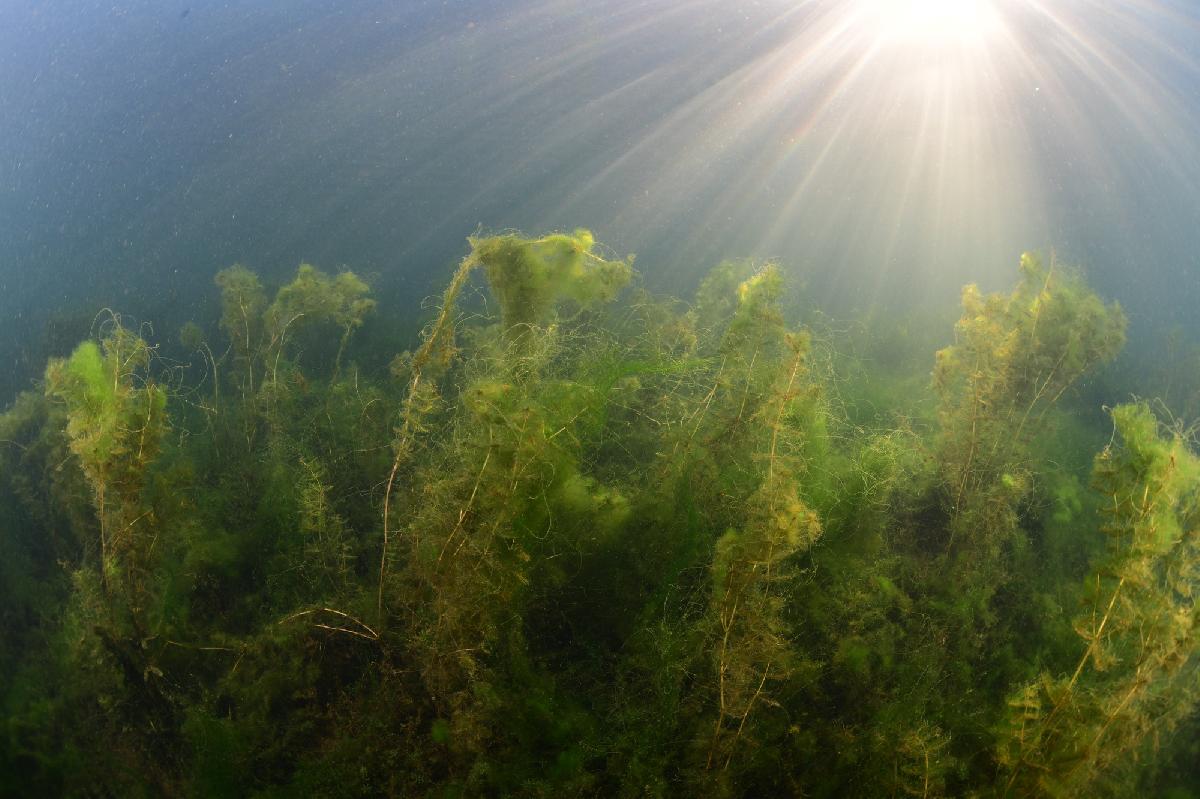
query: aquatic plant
[
  {"left": 378, "top": 234, "right": 636, "bottom": 778},
  {"left": 214, "top": 264, "right": 267, "bottom": 395},
  {"left": 690, "top": 265, "right": 824, "bottom": 778},
  {"left": 180, "top": 320, "right": 220, "bottom": 414},
  {"left": 934, "top": 253, "right": 1126, "bottom": 550},
  {"left": 214, "top": 261, "right": 375, "bottom": 390},
  {"left": 44, "top": 317, "right": 167, "bottom": 604},
  {"left": 265, "top": 263, "right": 376, "bottom": 380},
  {"left": 997, "top": 402, "right": 1200, "bottom": 796},
  {"left": 377, "top": 229, "right": 631, "bottom": 611},
  {"left": 5, "top": 229, "right": 1198, "bottom": 798}
]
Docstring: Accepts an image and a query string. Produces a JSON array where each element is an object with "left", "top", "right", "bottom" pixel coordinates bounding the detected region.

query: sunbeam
[{"left": 858, "top": 0, "right": 1005, "bottom": 48}]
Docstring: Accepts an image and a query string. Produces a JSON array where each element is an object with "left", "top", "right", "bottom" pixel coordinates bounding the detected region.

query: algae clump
[{"left": 467, "top": 228, "right": 632, "bottom": 342}]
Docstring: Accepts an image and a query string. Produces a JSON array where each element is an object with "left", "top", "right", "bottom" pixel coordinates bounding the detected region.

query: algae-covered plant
[{"left": 2, "top": 229, "right": 1198, "bottom": 797}]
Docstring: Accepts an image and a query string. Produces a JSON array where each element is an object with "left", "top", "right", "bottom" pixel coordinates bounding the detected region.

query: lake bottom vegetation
[{"left": 2, "top": 229, "right": 1198, "bottom": 797}]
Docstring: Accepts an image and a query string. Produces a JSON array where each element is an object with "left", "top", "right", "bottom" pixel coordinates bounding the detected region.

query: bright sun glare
[{"left": 862, "top": 0, "right": 1004, "bottom": 47}]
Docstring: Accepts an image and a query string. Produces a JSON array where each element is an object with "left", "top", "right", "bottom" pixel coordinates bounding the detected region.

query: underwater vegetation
[{"left": 1, "top": 233, "right": 1198, "bottom": 798}]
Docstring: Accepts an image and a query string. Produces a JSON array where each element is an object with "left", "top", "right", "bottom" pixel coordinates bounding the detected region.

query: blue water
[{"left": 1, "top": 0, "right": 1198, "bottom": 392}]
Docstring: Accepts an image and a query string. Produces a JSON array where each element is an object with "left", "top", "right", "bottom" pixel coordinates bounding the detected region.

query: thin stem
[{"left": 379, "top": 253, "right": 478, "bottom": 614}]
